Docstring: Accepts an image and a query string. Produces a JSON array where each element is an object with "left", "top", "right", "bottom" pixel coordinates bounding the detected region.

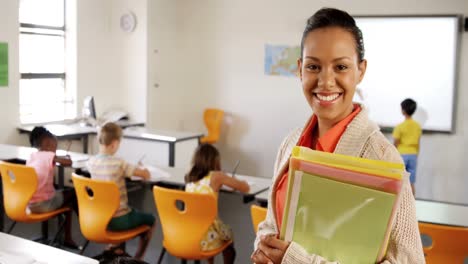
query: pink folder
[{"left": 290, "top": 158, "right": 402, "bottom": 194}]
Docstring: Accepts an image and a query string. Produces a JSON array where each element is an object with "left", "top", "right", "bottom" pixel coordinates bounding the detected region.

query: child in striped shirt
[{"left": 87, "top": 122, "right": 154, "bottom": 260}]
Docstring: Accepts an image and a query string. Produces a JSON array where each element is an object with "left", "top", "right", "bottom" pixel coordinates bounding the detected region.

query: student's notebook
[{"left": 283, "top": 171, "right": 396, "bottom": 264}]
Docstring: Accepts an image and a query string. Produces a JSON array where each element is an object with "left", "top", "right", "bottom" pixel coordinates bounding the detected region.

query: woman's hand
[{"left": 251, "top": 235, "right": 290, "bottom": 264}]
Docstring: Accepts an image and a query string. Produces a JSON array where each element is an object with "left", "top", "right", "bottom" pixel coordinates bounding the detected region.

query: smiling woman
[
  {"left": 298, "top": 26, "right": 367, "bottom": 137},
  {"left": 251, "top": 7, "right": 425, "bottom": 264}
]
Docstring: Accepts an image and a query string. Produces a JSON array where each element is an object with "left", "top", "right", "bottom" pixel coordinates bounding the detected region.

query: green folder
[{"left": 283, "top": 171, "right": 395, "bottom": 264}]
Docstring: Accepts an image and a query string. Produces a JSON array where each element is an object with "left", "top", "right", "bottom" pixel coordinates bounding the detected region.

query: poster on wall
[
  {"left": 264, "top": 44, "right": 300, "bottom": 77},
  {"left": 0, "top": 42, "right": 8, "bottom": 87}
]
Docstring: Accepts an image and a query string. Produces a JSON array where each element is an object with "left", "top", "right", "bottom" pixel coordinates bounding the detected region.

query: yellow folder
[{"left": 292, "top": 146, "right": 405, "bottom": 180}]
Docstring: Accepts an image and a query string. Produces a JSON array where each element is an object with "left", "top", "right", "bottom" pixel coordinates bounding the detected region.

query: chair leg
[
  {"left": 156, "top": 247, "right": 166, "bottom": 264},
  {"left": 41, "top": 221, "right": 49, "bottom": 241},
  {"left": 50, "top": 215, "right": 66, "bottom": 246},
  {"left": 7, "top": 221, "right": 16, "bottom": 234},
  {"left": 194, "top": 261, "right": 201, "bottom": 264},
  {"left": 181, "top": 260, "right": 187, "bottom": 264},
  {"left": 80, "top": 240, "right": 90, "bottom": 255}
]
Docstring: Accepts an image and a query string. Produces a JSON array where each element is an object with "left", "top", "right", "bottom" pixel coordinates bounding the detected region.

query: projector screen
[{"left": 353, "top": 16, "right": 460, "bottom": 132}]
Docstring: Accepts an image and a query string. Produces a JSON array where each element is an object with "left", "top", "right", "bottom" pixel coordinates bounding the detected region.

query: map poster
[{"left": 264, "top": 44, "right": 300, "bottom": 77}]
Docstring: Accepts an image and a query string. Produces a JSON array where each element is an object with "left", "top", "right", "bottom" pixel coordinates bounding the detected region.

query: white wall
[
  {"left": 148, "top": 0, "right": 468, "bottom": 203},
  {"left": 112, "top": 0, "right": 148, "bottom": 122},
  {"left": 75, "top": 0, "right": 120, "bottom": 118},
  {"left": 147, "top": 0, "right": 185, "bottom": 129},
  {"left": 0, "top": 0, "right": 20, "bottom": 144},
  {"left": 76, "top": 0, "right": 147, "bottom": 122}
]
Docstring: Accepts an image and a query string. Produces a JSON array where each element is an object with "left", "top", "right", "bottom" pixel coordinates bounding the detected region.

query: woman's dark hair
[
  {"left": 401, "top": 98, "right": 417, "bottom": 116},
  {"left": 29, "top": 126, "right": 54, "bottom": 148},
  {"left": 185, "top": 144, "right": 221, "bottom": 183},
  {"left": 301, "top": 7, "right": 365, "bottom": 62}
]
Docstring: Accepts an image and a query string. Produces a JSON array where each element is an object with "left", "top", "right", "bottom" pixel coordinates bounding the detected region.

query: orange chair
[
  {"left": 200, "top": 108, "right": 224, "bottom": 144},
  {"left": 251, "top": 205, "right": 267, "bottom": 234},
  {"left": 419, "top": 222, "right": 468, "bottom": 263},
  {"left": 153, "top": 186, "right": 232, "bottom": 263},
  {"left": 0, "top": 161, "right": 70, "bottom": 244},
  {"left": 72, "top": 174, "right": 151, "bottom": 255}
]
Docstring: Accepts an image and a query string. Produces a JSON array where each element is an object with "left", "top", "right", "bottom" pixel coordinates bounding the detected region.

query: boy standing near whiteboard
[{"left": 393, "top": 98, "right": 422, "bottom": 195}]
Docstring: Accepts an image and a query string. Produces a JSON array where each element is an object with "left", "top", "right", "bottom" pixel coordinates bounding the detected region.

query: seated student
[
  {"left": 87, "top": 122, "right": 155, "bottom": 260},
  {"left": 185, "top": 144, "right": 250, "bottom": 264},
  {"left": 27, "top": 126, "right": 79, "bottom": 248}
]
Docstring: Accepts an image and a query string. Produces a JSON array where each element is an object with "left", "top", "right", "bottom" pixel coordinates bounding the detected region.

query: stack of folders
[{"left": 280, "top": 146, "right": 407, "bottom": 264}]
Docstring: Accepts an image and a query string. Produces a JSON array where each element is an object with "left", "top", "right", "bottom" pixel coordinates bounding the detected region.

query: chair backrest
[
  {"left": 0, "top": 161, "right": 38, "bottom": 221},
  {"left": 153, "top": 186, "right": 217, "bottom": 259},
  {"left": 72, "top": 173, "right": 120, "bottom": 243},
  {"left": 419, "top": 222, "right": 468, "bottom": 263},
  {"left": 251, "top": 205, "right": 267, "bottom": 234},
  {"left": 203, "top": 108, "right": 224, "bottom": 143}
]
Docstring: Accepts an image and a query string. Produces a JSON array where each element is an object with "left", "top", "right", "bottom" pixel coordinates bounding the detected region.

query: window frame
[{"left": 19, "top": 1, "right": 71, "bottom": 124}]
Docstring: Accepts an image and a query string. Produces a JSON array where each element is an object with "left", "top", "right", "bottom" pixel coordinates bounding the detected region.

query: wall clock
[{"left": 120, "top": 12, "right": 137, "bottom": 33}]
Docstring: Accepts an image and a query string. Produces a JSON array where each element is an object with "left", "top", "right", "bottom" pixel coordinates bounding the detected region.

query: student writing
[
  {"left": 185, "top": 144, "right": 249, "bottom": 264},
  {"left": 27, "top": 126, "right": 79, "bottom": 249},
  {"left": 87, "top": 122, "right": 155, "bottom": 260}
]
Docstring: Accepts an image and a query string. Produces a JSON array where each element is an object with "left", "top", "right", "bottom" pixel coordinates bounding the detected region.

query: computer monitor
[{"left": 82, "top": 96, "right": 96, "bottom": 120}]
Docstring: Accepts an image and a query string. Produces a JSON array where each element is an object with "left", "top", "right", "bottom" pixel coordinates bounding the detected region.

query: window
[{"left": 19, "top": 0, "right": 74, "bottom": 124}]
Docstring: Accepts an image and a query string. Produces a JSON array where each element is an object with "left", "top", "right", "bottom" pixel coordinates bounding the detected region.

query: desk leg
[
  {"left": 83, "top": 135, "right": 89, "bottom": 154},
  {"left": 58, "top": 166, "right": 64, "bottom": 189},
  {"left": 259, "top": 200, "right": 268, "bottom": 208},
  {"left": 243, "top": 195, "right": 255, "bottom": 204},
  {"left": 169, "top": 143, "right": 175, "bottom": 167},
  {"left": 42, "top": 221, "right": 49, "bottom": 241}
]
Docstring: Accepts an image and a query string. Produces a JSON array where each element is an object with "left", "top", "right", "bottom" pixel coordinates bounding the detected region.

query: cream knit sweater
[{"left": 255, "top": 106, "right": 425, "bottom": 264}]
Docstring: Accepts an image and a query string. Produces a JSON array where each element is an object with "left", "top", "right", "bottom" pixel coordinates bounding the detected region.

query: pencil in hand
[{"left": 138, "top": 154, "right": 146, "bottom": 166}]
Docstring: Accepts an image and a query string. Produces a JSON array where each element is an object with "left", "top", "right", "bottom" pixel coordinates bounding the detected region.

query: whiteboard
[{"left": 354, "top": 16, "right": 460, "bottom": 132}]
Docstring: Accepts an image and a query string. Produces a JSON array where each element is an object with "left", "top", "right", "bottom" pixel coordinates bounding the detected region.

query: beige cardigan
[{"left": 255, "top": 106, "right": 425, "bottom": 264}]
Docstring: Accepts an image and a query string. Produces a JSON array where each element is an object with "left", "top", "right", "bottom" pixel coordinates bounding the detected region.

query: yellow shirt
[{"left": 392, "top": 119, "right": 422, "bottom": 154}]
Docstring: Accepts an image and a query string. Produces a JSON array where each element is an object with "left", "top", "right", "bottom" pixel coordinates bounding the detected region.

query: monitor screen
[{"left": 82, "top": 96, "right": 96, "bottom": 120}]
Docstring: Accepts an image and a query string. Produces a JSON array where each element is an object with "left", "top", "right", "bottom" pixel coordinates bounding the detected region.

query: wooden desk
[
  {"left": 0, "top": 232, "right": 98, "bottom": 264},
  {"left": 416, "top": 199, "right": 468, "bottom": 227},
  {"left": 119, "top": 127, "right": 203, "bottom": 167},
  {"left": 18, "top": 121, "right": 144, "bottom": 154},
  {"left": 18, "top": 124, "right": 97, "bottom": 153},
  {"left": 18, "top": 125, "right": 202, "bottom": 168},
  {"left": 132, "top": 165, "right": 271, "bottom": 203},
  {"left": 0, "top": 144, "right": 42, "bottom": 161}
]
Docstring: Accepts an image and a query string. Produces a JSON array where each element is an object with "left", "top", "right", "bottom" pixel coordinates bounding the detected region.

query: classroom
[{"left": 0, "top": 0, "right": 468, "bottom": 263}]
